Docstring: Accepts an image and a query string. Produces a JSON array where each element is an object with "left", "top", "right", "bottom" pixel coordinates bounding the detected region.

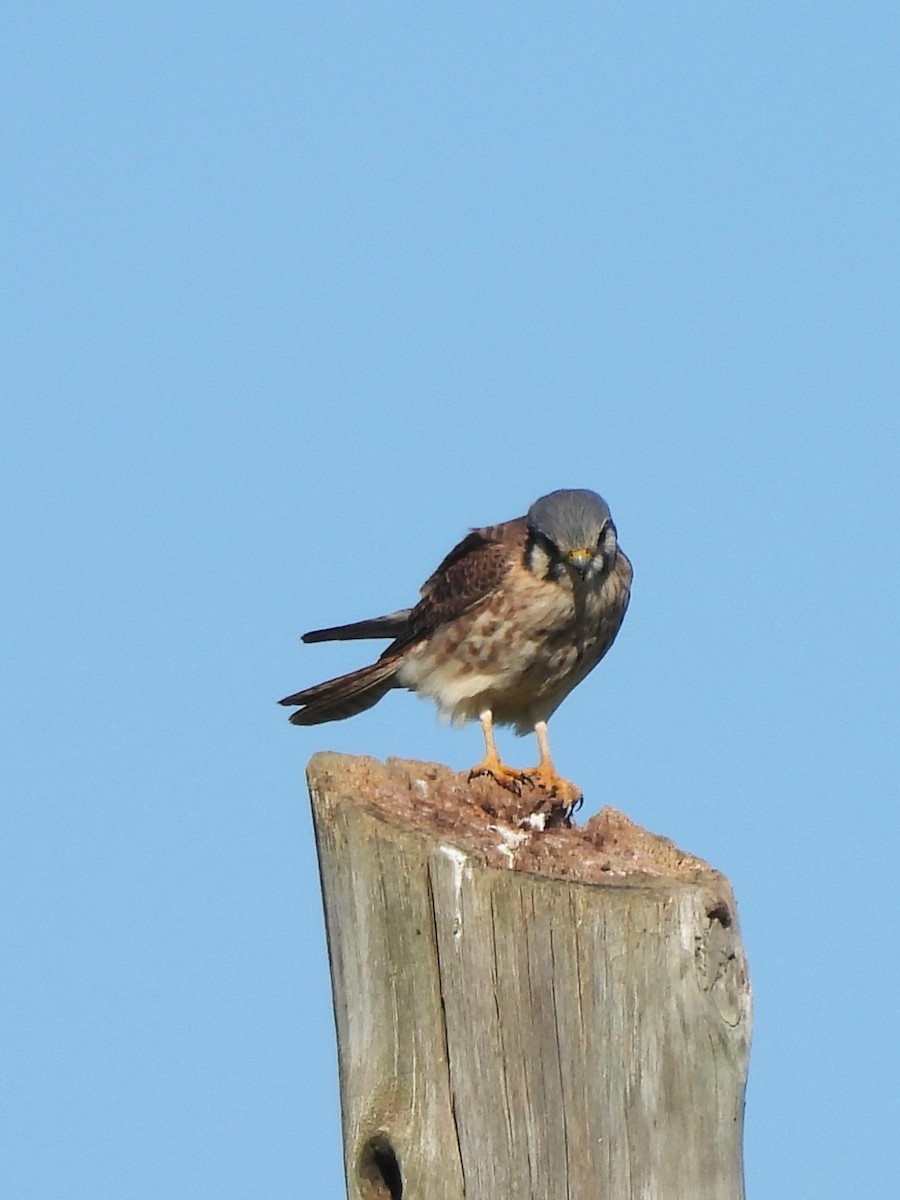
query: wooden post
[{"left": 307, "top": 752, "right": 751, "bottom": 1200}]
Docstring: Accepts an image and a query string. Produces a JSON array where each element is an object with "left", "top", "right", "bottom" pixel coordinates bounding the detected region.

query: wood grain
[{"left": 307, "top": 753, "right": 751, "bottom": 1200}]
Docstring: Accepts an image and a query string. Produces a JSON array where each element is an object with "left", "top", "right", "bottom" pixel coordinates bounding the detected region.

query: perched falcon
[{"left": 279, "top": 488, "right": 632, "bottom": 804}]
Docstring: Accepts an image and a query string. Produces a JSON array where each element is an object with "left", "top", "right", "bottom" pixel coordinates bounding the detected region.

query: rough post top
[{"left": 306, "top": 753, "right": 737, "bottom": 915}]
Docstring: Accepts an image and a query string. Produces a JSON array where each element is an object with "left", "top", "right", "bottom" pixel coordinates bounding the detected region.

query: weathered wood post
[{"left": 307, "top": 752, "right": 751, "bottom": 1200}]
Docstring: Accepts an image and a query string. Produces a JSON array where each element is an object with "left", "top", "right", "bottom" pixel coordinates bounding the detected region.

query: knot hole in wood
[{"left": 357, "top": 1132, "right": 402, "bottom": 1200}]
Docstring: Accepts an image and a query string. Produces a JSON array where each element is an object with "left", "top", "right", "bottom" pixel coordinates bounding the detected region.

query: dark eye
[
  {"left": 526, "top": 528, "right": 562, "bottom": 566},
  {"left": 538, "top": 531, "right": 562, "bottom": 561}
]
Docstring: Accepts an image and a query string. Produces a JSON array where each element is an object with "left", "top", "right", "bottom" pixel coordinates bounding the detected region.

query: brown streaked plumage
[{"left": 279, "top": 489, "right": 632, "bottom": 804}]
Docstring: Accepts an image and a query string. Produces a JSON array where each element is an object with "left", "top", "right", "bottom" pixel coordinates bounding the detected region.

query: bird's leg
[
  {"left": 518, "top": 721, "right": 583, "bottom": 807},
  {"left": 468, "top": 710, "right": 532, "bottom": 794}
]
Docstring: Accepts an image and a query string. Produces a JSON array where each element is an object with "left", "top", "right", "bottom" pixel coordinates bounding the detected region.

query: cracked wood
[{"left": 307, "top": 752, "right": 751, "bottom": 1200}]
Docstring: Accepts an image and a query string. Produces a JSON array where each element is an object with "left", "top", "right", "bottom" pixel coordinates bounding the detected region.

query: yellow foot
[
  {"left": 468, "top": 754, "right": 535, "bottom": 796},
  {"left": 516, "top": 763, "right": 583, "bottom": 808},
  {"left": 468, "top": 755, "right": 583, "bottom": 807}
]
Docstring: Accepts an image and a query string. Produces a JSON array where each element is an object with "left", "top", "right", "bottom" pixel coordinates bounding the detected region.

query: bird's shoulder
[{"left": 410, "top": 516, "right": 527, "bottom": 633}]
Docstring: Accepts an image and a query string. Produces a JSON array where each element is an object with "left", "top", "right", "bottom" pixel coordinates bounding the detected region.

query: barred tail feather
[{"left": 278, "top": 657, "right": 402, "bottom": 725}]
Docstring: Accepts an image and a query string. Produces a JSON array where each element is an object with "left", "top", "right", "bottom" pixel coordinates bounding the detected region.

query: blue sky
[{"left": 4, "top": 4, "right": 898, "bottom": 1196}]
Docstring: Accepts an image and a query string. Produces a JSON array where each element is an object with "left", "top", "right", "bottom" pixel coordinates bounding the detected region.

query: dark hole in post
[
  {"left": 707, "top": 901, "right": 733, "bottom": 928},
  {"left": 357, "top": 1132, "right": 402, "bottom": 1200}
]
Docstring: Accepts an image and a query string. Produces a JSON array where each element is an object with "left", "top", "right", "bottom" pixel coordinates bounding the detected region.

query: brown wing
[{"left": 405, "top": 517, "right": 526, "bottom": 639}]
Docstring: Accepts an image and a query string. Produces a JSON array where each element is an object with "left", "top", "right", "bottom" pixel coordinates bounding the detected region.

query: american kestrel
[{"left": 279, "top": 488, "right": 632, "bottom": 805}]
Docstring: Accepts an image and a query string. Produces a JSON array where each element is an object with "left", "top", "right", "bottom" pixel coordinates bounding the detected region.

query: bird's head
[{"left": 526, "top": 489, "right": 618, "bottom": 583}]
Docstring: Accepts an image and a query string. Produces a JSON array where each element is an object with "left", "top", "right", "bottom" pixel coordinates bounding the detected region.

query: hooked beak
[{"left": 565, "top": 547, "right": 594, "bottom": 575}]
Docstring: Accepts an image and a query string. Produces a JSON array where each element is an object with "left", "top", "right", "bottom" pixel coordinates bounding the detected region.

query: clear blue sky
[{"left": 4, "top": 4, "right": 898, "bottom": 1197}]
